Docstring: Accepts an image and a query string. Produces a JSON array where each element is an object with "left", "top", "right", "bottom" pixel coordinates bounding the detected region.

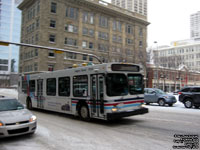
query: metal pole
[{"left": 0, "top": 40, "right": 102, "bottom": 64}]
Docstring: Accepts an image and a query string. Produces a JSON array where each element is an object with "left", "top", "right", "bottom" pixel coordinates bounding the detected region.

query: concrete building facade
[
  {"left": 153, "top": 41, "right": 200, "bottom": 72},
  {"left": 18, "top": 0, "right": 149, "bottom": 73},
  {"left": 111, "top": 0, "right": 147, "bottom": 16}
]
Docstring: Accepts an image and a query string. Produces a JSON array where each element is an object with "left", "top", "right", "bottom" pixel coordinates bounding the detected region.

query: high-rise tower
[
  {"left": 190, "top": 11, "right": 200, "bottom": 40},
  {"left": 0, "top": 0, "right": 22, "bottom": 73},
  {"left": 111, "top": 0, "right": 147, "bottom": 16}
]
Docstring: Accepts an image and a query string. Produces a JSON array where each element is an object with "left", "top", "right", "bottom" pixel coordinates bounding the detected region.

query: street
[{"left": 0, "top": 104, "right": 199, "bottom": 150}]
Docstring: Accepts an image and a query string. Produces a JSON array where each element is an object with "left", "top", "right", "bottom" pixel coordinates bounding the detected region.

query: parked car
[
  {"left": 173, "top": 90, "right": 180, "bottom": 95},
  {"left": 179, "top": 86, "right": 200, "bottom": 109},
  {"left": 144, "top": 88, "right": 177, "bottom": 106},
  {"left": 0, "top": 97, "right": 37, "bottom": 138}
]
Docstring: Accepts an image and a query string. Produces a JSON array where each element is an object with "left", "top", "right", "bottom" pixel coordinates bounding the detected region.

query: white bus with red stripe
[{"left": 18, "top": 62, "right": 148, "bottom": 121}]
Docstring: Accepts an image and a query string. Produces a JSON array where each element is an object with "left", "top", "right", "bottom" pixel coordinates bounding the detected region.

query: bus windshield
[
  {"left": 106, "top": 73, "right": 143, "bottom": 96},
  {"left": 106, "top": 74, "right": 128, "bottom": 96},
  {"left": 128, "top": 74, "right": 143, "bottom": 94}
]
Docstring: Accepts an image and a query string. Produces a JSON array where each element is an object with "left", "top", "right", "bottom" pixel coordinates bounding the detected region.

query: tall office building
[
  {"left": 18, "top": 0, "right": 149, "bottom": 73},
  {"left": 0, "top": 0, "right": 22, "bottom": 73},
  {"left": 111, "top": 0, "right": 147, "bottom": 16},
  {"left": 190, "top": 11, "right": 200, "bottom": 40}
]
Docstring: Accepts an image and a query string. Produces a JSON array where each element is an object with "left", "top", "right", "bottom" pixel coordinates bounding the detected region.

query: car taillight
[{"left": 178, "top": 92, "right": 182, "bottom": 95}]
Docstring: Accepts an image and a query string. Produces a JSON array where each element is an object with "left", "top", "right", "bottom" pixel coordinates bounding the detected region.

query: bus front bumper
[{"left": 107, "top": 107, "right": 148, "bottom": 120}]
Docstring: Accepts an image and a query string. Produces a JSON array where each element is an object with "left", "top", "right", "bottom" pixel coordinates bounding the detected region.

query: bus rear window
[{"left": 111, "top": 64, "right": 140, "bottom": 72}]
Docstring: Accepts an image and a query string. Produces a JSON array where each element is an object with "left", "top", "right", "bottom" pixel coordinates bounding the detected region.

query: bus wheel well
[
  {"left": 77, "top": 101, "right": 90, "bottom": 121},
  {"left": 26, "top": 96, "right": 32, "bottom": 110},
  {"left": 76, "top": 101, "right": 88, "bottom": 111}
]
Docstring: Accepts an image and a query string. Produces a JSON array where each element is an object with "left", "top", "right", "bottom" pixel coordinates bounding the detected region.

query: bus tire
[
  {"left": 79, "top": 104, "right": 90, "bottom": 121},
  {"left": 26, "top": 98, "right": 33, "bottom": 110}
]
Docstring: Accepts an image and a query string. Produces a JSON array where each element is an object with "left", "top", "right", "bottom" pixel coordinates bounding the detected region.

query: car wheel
[
  {"left": 145, "top": 102, "right": 150, "bottom": 105},
  {"left": 158, "top": 99, "right": 165, "bottom": 106},
  {"left": 168, "top": 104, "right": 173, "bottom": 107},
  {"left": 79, "top": 105, "right": 90, "bottom": 121},
  {"left": 184, "top": 98, "right": 193, "bottom": 108}
]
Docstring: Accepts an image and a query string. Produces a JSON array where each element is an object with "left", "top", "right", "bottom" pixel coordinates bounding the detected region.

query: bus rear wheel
[{"left": 79, "top": 105, "right": 90, "bottom": 121}]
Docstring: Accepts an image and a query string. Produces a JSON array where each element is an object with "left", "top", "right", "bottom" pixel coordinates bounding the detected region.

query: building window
[
  {"left": 48, "top": 65, "right": 54, "bottom": 71},
  {"left": 98, "top": 31, "right": 108, "bottom": 40},
  {"left": 49, "top": 34, "right": 56, "bottom": 43},
  {"left": 89, "top": 42, "right": 94, "bottom": 49},
  {"left": 89, "top": 56, "right": 93, "bottom": 61},
  {"left": 65, "top": 24, "right": 78, "bottom": 33},
  {"left": 48, "top": 50, "right": 55, "bottom": 57},
  {"left": 51, "top": 2, "right": 57, "bottom": 13},
  {"left": 65, "top": 52, "right": 77, "bottom": 59},
  {"left": 82, "top": 28, "right": 94, "bottom": 37},
  {"left": 139, "top": 41, "right": 143, "bottom": 47},
  {"left": 112, "top": 35, "right": 122, "bottom": 43},
  {"left": 83, "top": 55, "right": 87, "bottom": 60},
  {"left": 64, "top": 38, "right": 77, "bottom": 46},
  {"left": 66, "top": 7, "right": 78, "bottom": 20},
  {"left": 99, "top": 15, "right": 108, "bottom": 28},
  {"left": 126, "top": 38, "right": 133, "bottom": 45},
  {"left": 82, "top": 11, "right": 94, "bottom": 24},
  {"left": 126, "top": 24, "right": 133, "bottom": 34},
  {"left": 34, "top": 63, "right": 38, "bottom": 71},
  {"left": 113, "top": 20, "right": 122, "bottom": 32},
  {"left": 35, "top": 49, "right": 38, "bottom": 56},
  {"left": 50, "top": 20, "right": 56, "bottom": 28},
  {"left": 35, "top": 33, "right": 39, "bottom": 42},
  {"left": 98, "top": 44, "right": 109, "bottom": 52},
  {"left": 82, "top": 41, "right": 87, "bottom": 48},
  {"left": 36, "top": 18, "right": 40, "bottom": 28},
  {"left": 58, "top": 77, "right": 70, "bottom": 96},
  {"left": 46, "top": 78, "right": 56, "bottom": 96},
  {"left": 139, "top": 27, "right": 143, "bottom": 36}
]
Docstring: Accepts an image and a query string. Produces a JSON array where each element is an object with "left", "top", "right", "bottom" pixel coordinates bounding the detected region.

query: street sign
[{"left": 0, "top": 41, "right": 9, "bottom": 46}]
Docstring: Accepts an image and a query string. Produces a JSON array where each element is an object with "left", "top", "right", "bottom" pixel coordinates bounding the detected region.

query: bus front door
[
  {"left": 37, "top": 79, "right": 44, "bottom": 109},
  {"left": 91, "top": 75, "right": 104, "bottom": 118}
]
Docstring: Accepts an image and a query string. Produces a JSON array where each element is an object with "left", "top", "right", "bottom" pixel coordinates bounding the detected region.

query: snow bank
[{"left": 0, "top": 88, "right": 18, "bottom": 98}]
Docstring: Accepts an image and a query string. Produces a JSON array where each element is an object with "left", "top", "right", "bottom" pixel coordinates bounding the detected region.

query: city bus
[{"left": 18, "top": 62, "right": 148, "bottom": 121}]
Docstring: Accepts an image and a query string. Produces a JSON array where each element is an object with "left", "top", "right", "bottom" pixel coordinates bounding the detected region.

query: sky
[{"left": 105, "top": 0, "right": 200, "bottom": 46}]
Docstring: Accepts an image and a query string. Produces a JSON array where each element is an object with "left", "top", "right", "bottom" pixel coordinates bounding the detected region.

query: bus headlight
[
  {"left": 29, "top": 115, "right": 37, "bottom": 122},
  {"left": 0, "top": 121, "right": 4, "bottom": 126},
  {"left": 112, "top": 107, "right": 118, "bottom": 112}
]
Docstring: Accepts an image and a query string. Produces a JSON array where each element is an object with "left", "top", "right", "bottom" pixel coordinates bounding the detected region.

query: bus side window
[
  {"left": 73, "top": 75, "right": 88, "bottom": 97},
  {"left": 29, "top": 80, "right": 35, "bottom": 92},
  {"left": 58, "top": 77, "right": 70, "bottom": 96},
  {"left": 46, "top": 78, "right": 56, "bottom": 96},
  {"left": 22, "top": 81, "right": 27, "bottom": 93}
]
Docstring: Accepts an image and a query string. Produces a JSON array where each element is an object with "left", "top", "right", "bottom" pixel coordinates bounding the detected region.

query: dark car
[
  {"left": 179, "top": 86, "right": 200, "bottom": 109},
  {"left": 144, "top": 88, "right": 177, "bottom": 106}
]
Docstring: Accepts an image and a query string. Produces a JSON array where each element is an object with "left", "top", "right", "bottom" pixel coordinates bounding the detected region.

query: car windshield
[
  {"left": 155, "top": 89, "right": 165, "bottom": 94},
  {"left": 0, "top": 99, "right": 24, "bottom": 111}
]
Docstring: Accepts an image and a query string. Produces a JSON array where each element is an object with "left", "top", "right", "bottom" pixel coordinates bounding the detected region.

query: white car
[{"left": 0, "top": 98, "right": 37, "bottom": 138}]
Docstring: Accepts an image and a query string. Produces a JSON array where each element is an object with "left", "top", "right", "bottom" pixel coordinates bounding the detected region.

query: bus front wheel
[{"left": 79, "top": 105, "right": 90, "bottom": 121}]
